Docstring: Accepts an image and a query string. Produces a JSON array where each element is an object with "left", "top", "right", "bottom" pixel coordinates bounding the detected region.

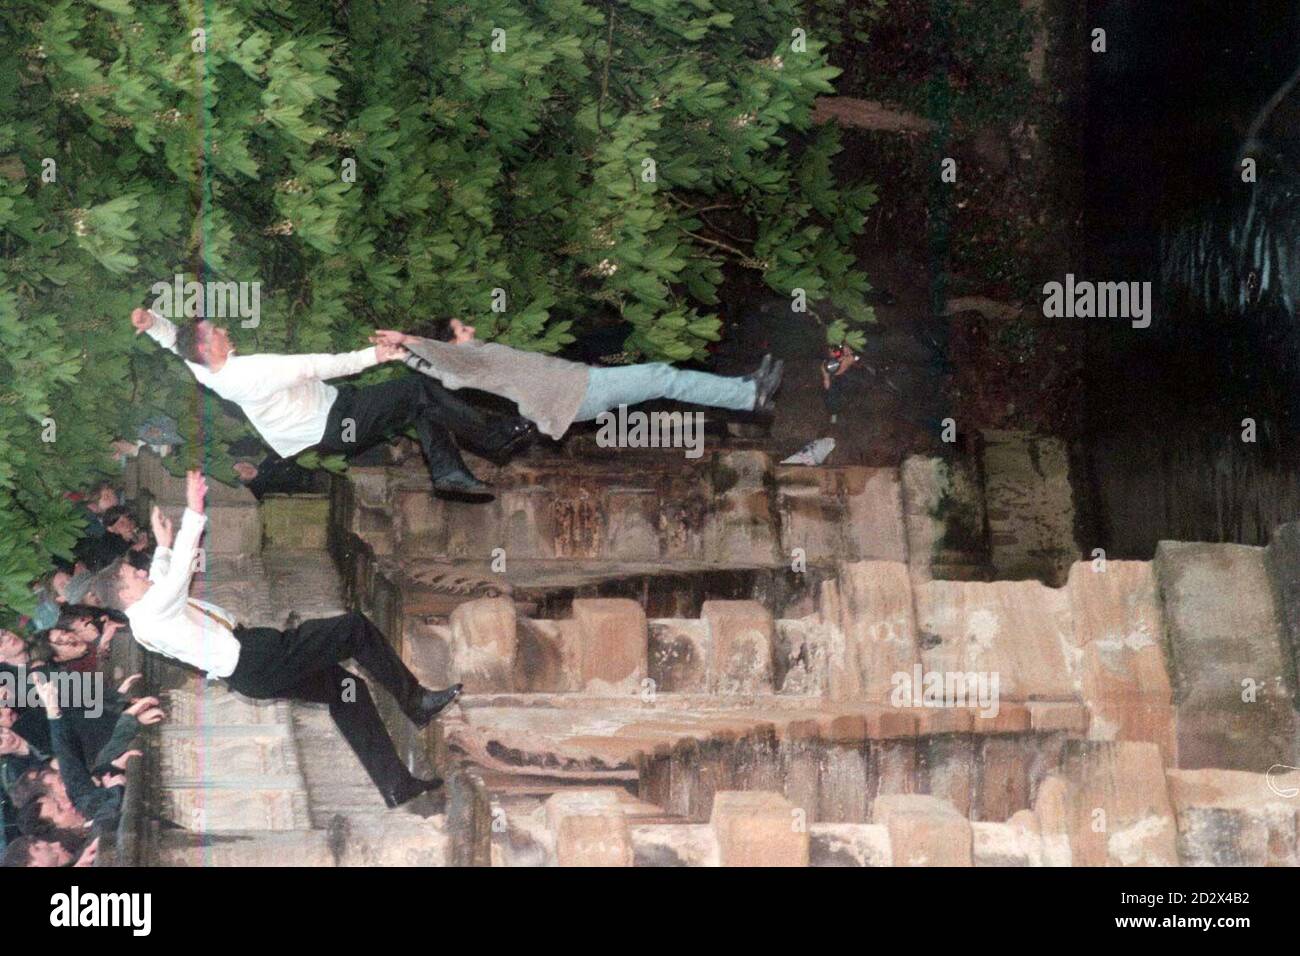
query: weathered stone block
[
  {"left": 972, "top": 821, "right": 1043, "bottom": 866},
  {"left": 872, "top": 793, "right": 972, "bottom": 866},
  {"left": 1167, "top": 768, "right": 1300, "bottom": 866},
  {"left": 1155, "top": 541, "right": 1296, "bottom": 770},
  {"left": 833, "top": 561, "right": 917, "bottom": 703},
  {"left": 1038, "top": 741, "right": 1179, "bottom": 866},
  {"left": 1067, "top": 560, "right": 1175, "bottom": 761},
  {"left": 545, "top": 790, "right": 633, "bottom": 867},
  {"left": 701, "top": 600, "right": 774, "bottom": 695},
  {"left": 571, "top": 598, "right": 646, "bottom": 693},
  {"left": 711, "top": 791, "right": 809, "bottom": 866},
  {"left": 448, "top": 597, "right": 517, "bottom": 692},
  {"left": 916, "top": 578, "right": 1076, "bottom": 700}
]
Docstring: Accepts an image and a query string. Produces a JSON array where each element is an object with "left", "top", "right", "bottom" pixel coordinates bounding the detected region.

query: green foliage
[{"left": 0, "top": 0, "right": 876, "bottom": 617}]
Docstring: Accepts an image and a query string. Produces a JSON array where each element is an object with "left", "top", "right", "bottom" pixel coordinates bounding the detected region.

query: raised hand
[
  {"left": 149, "top": 505, "right": 174, "bottom": 549},
  {"left": 111, "top": 750, "right": 143, "bottom": 771},
  {"left": 117, "top": 673, "right": 142, "bottom": 697},
  {"left": 185, "top": 469, "right": 207, "bottom": 515},
  {"left": 74, "top": 837, "right": 100, "bottom": 867},
  {"left": 130, "top": 308, "right": 155, "bottom": 335}
]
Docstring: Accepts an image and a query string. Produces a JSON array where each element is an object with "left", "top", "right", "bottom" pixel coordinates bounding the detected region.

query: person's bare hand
[
  {"left": 74, "top": 837, "right": 100, "bottom": 867},
  {"left": 125, "top": 696, "right": 161, "bottom": 718},
  {"left": 836, "top": 350, "right": 858, "bottom": 375},
  {"left": 149, "top": 505, "right": 174, "bottom": 549},
  {"left": 130, "top": 308, "right": 154, "bottom": 335},
  {"left": 99, "top": 771, "right": 126, "bottom": 789},
  {"left": 185, "top": 470, "right": 207, "bottom": 515},
  {"left": 98, "top": 620, "right": 122, "bottom": 654},
  {"left": 35, "top": 675, "right": 59, "bottom": 718},
  {"left": 117, "top": 672, "right": 141, "bottom": 696},
  {"left": 374, "top": 341, "right": 410, "bottom": 363},
  {"left": 111, "top": 750, "right": 143, "bottom": 771},
  {"left": 371, "top": 330, "right": 409, "bottom": 347}
]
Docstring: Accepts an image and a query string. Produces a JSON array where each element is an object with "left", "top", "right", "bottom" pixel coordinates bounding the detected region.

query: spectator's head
[
  {"left": 48, "top": 569, "right": 73, "bottom": 604},
  {"left": 232, "top": 460, "right": 259, "bottom": 483},
  {"left": 0, "top": 628, "right": 28, "bottom": 666},
  {"left": 91, "top": 558, "right": 152, "bottom": 611},
  {"left": 21, "top": 787, "right": 85, "bottom": 835},
  {"left": 176, "top": 319, "right": 235, "bottom": 367},
  {"left": 34, "top": 628, "right": 88, "bottom": 664},
  {"left": 0, "top": 706, "right": 14, "bottom": 728},
  {"left": 3, "top": 836, "right": 73, "bottom": 868},
  {"left": 101, "top": 506, "right": 138, "bottom": 541},
  {"left": 56, "top": 605, "right": 102, "bottom": 644},
  {"left": 9, "top": 768, "right": 50, "bottom": 809},
  {"left": 431, "top": 317, "right": 477, "bottom": 344},
  {"left": 0, "top": 727, "right": 31, "bottom": 757},
  {"left": 87, "top": 482, "right": 120, "bottom": 514}
]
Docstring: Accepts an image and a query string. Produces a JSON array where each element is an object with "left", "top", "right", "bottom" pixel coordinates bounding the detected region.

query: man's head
[
  {"left": 100, "top": 506, "right": 138, "bottom": 541},
  {"left": 17, "top": 790, "right": 84, "bottom": 840},
  {"left": 3, "top": 836, "right": 73, "bottom": 868},
  {"left": 432, "top": 317, "right": 477, "bottom": 344},
  {"left": 48, "top": 569, "right": 72, "bottom": 603},
  {"left": 176, "top": 319, "right": 235, "bottom": 367},
  {"left": 0, "top": 628, "right": 28, "bottom": 665},
  {"left": 0, "top": 727, "right": 30, "bottom": 757},
  {"left": 92, "top": 558, "right": 151, "bottom": 612},
  {"left": 87, "top": 482, "right": 120, "bottom": 514},
  {"left": 37, "top": 629, "right": 88, "bottom": 664},
  {"left": 56, "top": 606, "right": 101, "bottom": 644},
  {"left": 9, "top": 767, "right": 52, "bottom": 809}
]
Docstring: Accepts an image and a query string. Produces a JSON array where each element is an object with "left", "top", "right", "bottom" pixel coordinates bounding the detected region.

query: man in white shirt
[
  {"left": 130, "top": 308, "right": 535, "bottom": 498},
  {"left": 92, "top": 470, "right": 462, "bottom": 809}
]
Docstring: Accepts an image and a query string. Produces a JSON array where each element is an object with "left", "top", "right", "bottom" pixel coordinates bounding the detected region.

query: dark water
[{"left": 1079, "top": 0, "right": 1300, "bottom": 555}]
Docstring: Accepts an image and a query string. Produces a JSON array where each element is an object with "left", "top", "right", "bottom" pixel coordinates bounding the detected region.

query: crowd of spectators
[{"left": 0, "top": 480, "right": 166, "bottom": 867}]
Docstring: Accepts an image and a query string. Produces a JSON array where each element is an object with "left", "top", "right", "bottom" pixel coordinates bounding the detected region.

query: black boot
[
  {"left": 752, "top": 358, "right": 785, "bottom": 412},
  {"left": 382, "top": 774, "right": 444, "bottom": 810},
  {"left": 410, "top": 682, "right": 464, "bottom": 728},
  {"left": 484, "top": 416, "right": 537, "bottom": 461},
  {"left": 432, "top": 470, "right": 494, "bottom": 498}
]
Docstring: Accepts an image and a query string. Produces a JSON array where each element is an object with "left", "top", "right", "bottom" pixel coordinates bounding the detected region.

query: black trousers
[
  {"left": 314, "top": 375, "right": 506, "bottom": 481},
  {"left": 225, "top": 612, "right": 421, "bottom": 795}
]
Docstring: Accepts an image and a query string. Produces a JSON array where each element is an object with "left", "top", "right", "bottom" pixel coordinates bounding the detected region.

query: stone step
[
  {"left": 155, "top": 828, "right": 335, "bottom": 867},
  {"left": 155, "top": 730, "right": 301, "bottom": 779},
  {"left": 325, "top": 814, "right": 452, "bottom": 867},
  {"left": 158, "top": 783, "right": 312, "bottom": 831}
]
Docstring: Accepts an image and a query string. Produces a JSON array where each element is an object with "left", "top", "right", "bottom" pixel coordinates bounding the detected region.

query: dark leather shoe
[
  {"left": 411, "top": 682, "right": 463, "bottom": 728},
  {"left": 432, "top": 470, "right": 494, "bottom": 498},
  {"left": 382, "top": 774, "right": 444, "bottom": 810},
  {"left": 743, "top": 354, "right": 773, "bottom": 384},
  {"left": 489, "top": 417, "right": 537, "bottom": 459},
  {"left": 753, "top": 359, "right": 785, "bottom": 412}
]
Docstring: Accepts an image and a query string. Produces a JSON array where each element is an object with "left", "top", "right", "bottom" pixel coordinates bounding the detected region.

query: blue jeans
[{"left": 573, "top": 363, "right": 757, "bottom": 422}]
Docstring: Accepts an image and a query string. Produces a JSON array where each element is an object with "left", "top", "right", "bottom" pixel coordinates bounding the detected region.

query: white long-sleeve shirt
[
  {"left": 146, "top": 313, "right": 380, "bottom": 457},
  {"left": 124, "top": 508, "right": 242, "bottom": 679}
]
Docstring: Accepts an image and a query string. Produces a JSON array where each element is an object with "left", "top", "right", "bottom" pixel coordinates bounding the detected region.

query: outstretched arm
[
  {"left": 131, "top": 307, "right": 180, "bottom": 355},
  {"left": 139, "top": 471, "right": 207, "bottom": 617}
]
